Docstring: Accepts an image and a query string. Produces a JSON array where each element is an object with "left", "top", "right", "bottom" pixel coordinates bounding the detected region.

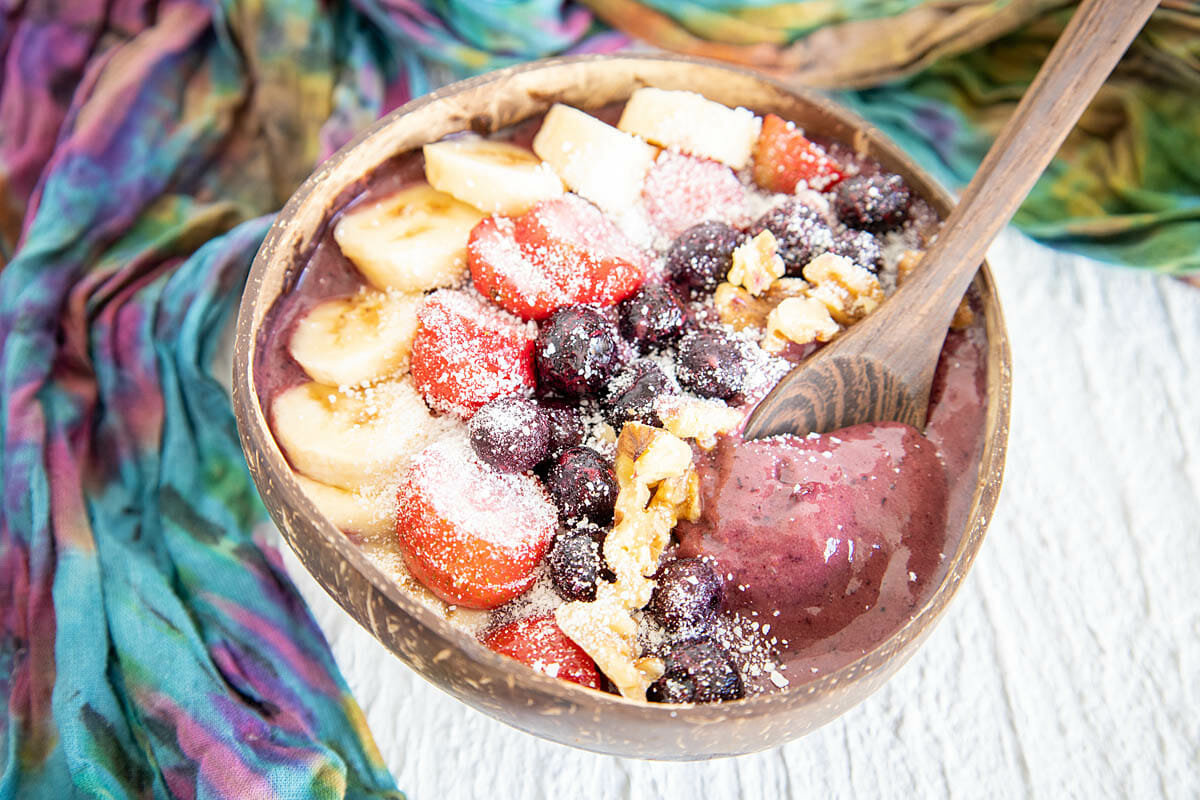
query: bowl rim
[{"left": 233, "top": 52, "right": 1011, "bottom": 724}]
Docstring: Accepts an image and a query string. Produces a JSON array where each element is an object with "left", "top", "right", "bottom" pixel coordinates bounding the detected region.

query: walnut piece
[
  {"left": 802, "top": 252, "right": 884, "bottom": 325},
  {"left": 727, "top": 230, "right": 785, "bottom": 296},
  {"left": 657, "top": 396, "right": 743, "bottom": 449},
  {"left": 762, "top": 296, "right": 840, "bottom": 351},
  {"left": 715, "top": 277, "right": 812, "bottom": 332}
]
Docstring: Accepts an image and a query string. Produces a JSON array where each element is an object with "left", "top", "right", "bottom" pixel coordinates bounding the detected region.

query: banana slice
[
  {"left": 289, "top": 288, "right": 420, "bottom": 388},
  {"left": 271, "top": 378, "right": 442, "bottom": 490},
  {"left": 293, "top": 473, "right": 394, "bottom": 544},
  {"left": 532, "top": 103, "right": 657, "bottom": 215},
  {"left": 618, "top": 88, "right": 761, "bottom": 170},
  {"left": 423, "top": 137, "right": 564, "bottom": 216},
  {"left": 333, "top": 183, "right": 484, "bottom": 293}
]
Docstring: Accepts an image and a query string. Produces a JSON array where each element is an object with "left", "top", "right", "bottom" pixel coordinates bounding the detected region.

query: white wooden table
[{"left": 276, "top": 229, "right": 1199, "bottom": 798}]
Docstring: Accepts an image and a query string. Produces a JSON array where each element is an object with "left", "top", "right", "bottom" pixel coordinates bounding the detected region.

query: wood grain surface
[{"left": 260, "top": 229, "right": 1199, "bottom": 798}]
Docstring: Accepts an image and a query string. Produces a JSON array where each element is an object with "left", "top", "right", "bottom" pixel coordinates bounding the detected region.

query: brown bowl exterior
[{"left": 232, "top": 54, "right": 1011, "bottom": 760}]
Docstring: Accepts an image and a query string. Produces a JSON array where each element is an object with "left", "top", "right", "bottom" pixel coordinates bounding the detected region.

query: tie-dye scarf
[{"left": 1, "top": 1, "right": 1194, "bottom": 798}]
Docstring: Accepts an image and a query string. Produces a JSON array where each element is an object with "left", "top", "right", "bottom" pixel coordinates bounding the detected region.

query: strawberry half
[
  {"left": 468, "top": 195, "right": 646, "bottom": 321},
  {"left": 753, "top": 113, "right": 846, "bottom": 193},
  {"left": 395, "top": 438, "right": 557, "bottom": 609},
  {"left": 409, "top": 289, "right": 535, "bottom": 418},
  {"left": 482, "top": 614, "right": 602, "bottom": 689}
]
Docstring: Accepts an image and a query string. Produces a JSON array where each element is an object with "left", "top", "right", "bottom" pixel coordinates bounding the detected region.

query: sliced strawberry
[
  {"left": 395, "top": 438, "right": 557, "bottom": 609},
  {"left": 468, "top": 195, "right": 646, "bottom": 321},
  {"left": 409, "top": 289, "right": 535, "bottom": 418},
  {"left": 642, "top": 150, "right": 746, "bottom": 241},
  {"left": 482, "top": 614, "right": 602, "bottom": 690},
  {"left": 753, "top": 113, "right": 846, "bottom": 193}
]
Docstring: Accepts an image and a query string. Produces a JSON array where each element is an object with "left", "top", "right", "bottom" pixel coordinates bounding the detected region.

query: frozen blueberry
[
  {"left": 468, "top": 397, "right": 549, "bottom": 473},
  {"left": 675, "top": 331, "right": 745, "bottom": 401},
  {"left": 646, "top": 638, "right": 744, "bottom": 704},
  {"left": 665, "top": 221, "right": 741, "bottom": 295},
  {"left": 648, "top": 558, "right": 723, "bottom": 634},
  {"left": 618, "top": 285, "right": 688, "bottom": 350},
  {"left": 535, "top": 306, "right": 622, "bottom": 399},
  {"left": 548, "top": 524, "right": 610, "bottom": 602},
  {"left": 539, "top": 402, "right": 585, "bottom": 463},
  {"left": 750, "top": 200, "right": 835, "bottom": 275},
  {"left": 833, "top": 173, "right": 911, "bottom": 232},
  {"left": 545, "top": 446, "right": 618, "bottom": 525},
  {"left": 830, "top": 228, "right": 883, "bottom": 272},
  {"left": 603, "top": 360, "right": 676, "bottom": 428}
]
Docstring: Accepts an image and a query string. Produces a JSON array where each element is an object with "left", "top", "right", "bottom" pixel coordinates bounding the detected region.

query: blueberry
[
  {"left": 675, "top": 331, "right": 745, "bottom": 401},
  {"left": 648, "top": 558, "right": 723, "bottom": 634},
  {"left": 750, "top": 200, "right": 835, "bottom": 275},
  {"left": 548, "top": 525, "right": 610, "bottom": 602},
  {"left": 830, "top": 228, "right": 883, "bottom": 272},
  {"left": 833, "top": 173, "right": 911, "bottom": 232},
  {"left": 539, "top": 402, "right": 585, "bottom": 462},
  {"left": 603, "top": 360, "right": 676, "bottom": 428},
  {"left": 468, "top": 397, "right": 549, "bottom": 473},
  {"left": 618, "top": 285, "right": 688, "bottom": 350},
  {"left": 646, "top": 638, "right": 744, "bottom": 704},
  {"left": 545, "top": 446, "right": 618, "bottom": 525},
  {"left": 535, "top": 306, "right": 622, "bottom": 399},
  {"left": 665, "top": 222, "right": 741, "bottom": 295}
]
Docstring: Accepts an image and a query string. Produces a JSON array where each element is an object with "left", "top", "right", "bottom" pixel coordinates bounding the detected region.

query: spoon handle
[{"left": 895, "top": 0, "right": 1160, "bottom": 345}]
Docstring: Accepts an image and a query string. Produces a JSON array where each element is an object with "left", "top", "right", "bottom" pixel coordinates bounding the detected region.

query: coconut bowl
[{"left": 232, "top": 54, "right": 1010, "bottom": 760}]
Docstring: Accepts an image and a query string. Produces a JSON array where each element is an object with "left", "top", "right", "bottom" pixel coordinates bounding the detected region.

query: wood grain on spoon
[{"left": 743, "top": 0, "right": 1160, "bottom": 440}]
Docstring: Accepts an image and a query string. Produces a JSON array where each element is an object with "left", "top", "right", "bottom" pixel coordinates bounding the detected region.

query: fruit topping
[
  {"left": 294, "top": 473, "right": 393, "bottom": 545},
  {"left": 468, "top": 195, "right": 646, "bottom": 321},
  {"left": 647, "top": 558, "right": 723, "bottom": 635},
  {"left": 833, "top": 173, "right": 912, "bottom": 232},
  {"left": 675, "top": 331, "right": 746, "bottom": 401},
  {"left": 468, "top": 396, "right": 549, "bottom": 473},
  {"left": 272, "top": 379, "right": 441, "bottom": 490},
  {"left": 532, "top": 104, "right": 658, "bottom": 215},
  {"left": 395, "top": 437, "right": 557, "bottom": 609},
  {"left": 409, "top": 289, "right": 536, "bottom": 418},
  {"left": 334, "top": 182, "right": 484, "bottom": 293},
  {"left": 603, "top": 359, "right": 677, "bottom": 428},
  {"left": 752, "top": 113, "right": 846, "bottom": 193},
  {"left": 534, "top": 305, "right": 623, "bottom": 398},
  {"left": 548, "top": 524, "right": 611, "bottom": 603},
  {"left": 539, "top": 401, "right": 586, "bottom": 462},
  {"left": 618, "top": 88, "right": 761, "bottom": 170},
  {"left": 641, "top": 150, "right": 746, "bottom": 240},
  {"left": 750, "top": 200, "right": 835, "bottom": 276},
  {"left": 646, "top": 638, "right": 744, "bottom": 704},
  {"left": 423, "top": 136, "right": 564, "bottom": 216},
  {"left": 288, "top": 288, "right": 421, "bottom": 388},
  {"left": 830, "top": 228, "right": 883, "bottom": 272},
  {"left": 545, "top": 446, "right": 619, "bottom": 525},
  {"left": 665, "top": 221, "right": 741, "bottom": 296},
  {"left": 618, "top": 285, "right": 689, "bottom": 350},
  {"left": 482, "top": 614, "right": 602, "bottom": 690}
]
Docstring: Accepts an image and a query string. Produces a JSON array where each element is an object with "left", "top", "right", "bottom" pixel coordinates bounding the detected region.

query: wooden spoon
[{"left": 743, "top": 0, "right": 1160, "bottom": 440}]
